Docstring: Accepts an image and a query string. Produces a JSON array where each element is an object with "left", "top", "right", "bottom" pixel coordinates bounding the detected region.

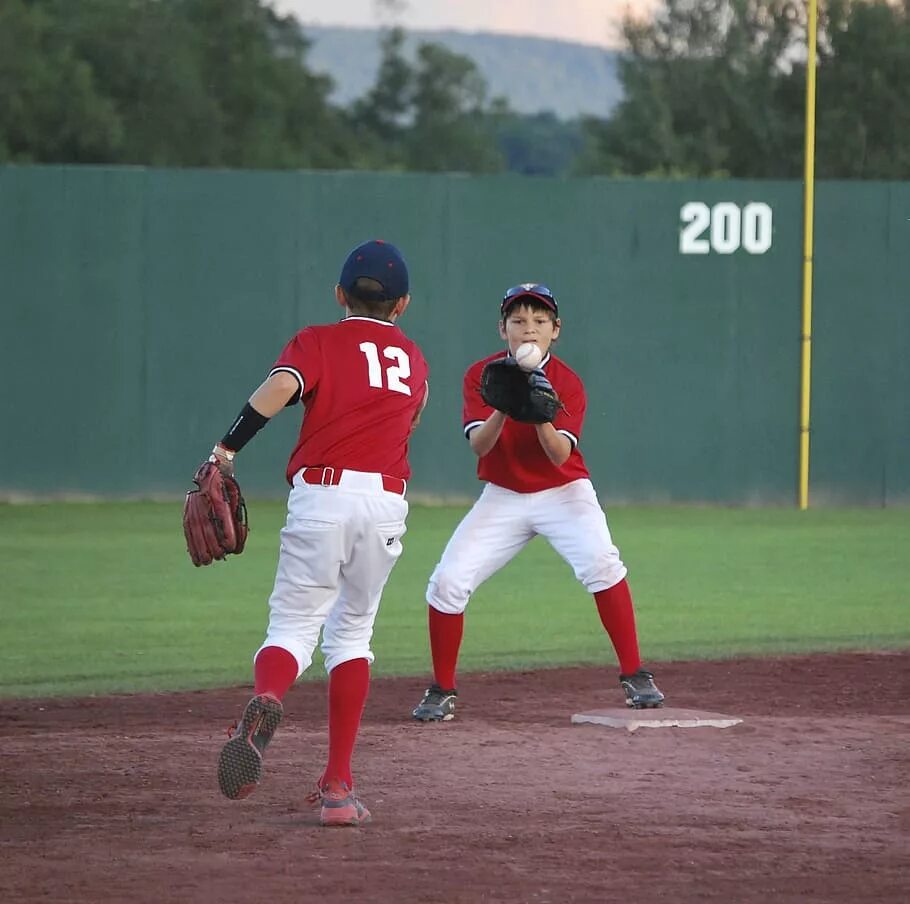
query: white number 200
[
  {"left": 359, "top": 342, "right": 412, "bottom": 395},
  {"left": 679, "top": 201, "right": 773, "bottom": 255}
]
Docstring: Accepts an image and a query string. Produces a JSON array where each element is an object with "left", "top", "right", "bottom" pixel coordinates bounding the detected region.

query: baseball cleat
[
  {"left": 412, "top": 683, "right": 458, "bottom": 722},
  {"left": 217, "top": 693, "right": 283, "bottom": 800},
  {"left": 308, "top": 780, "right": 372, "bottom": 827},
  {"left": 620, "top": 669, "right": 665, "bottom": 709}
]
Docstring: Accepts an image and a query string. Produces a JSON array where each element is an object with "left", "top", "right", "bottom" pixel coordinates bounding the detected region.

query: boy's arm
[
  {"left": 248, "top": 371, "right": 302, "bottom": 418},
  {"left": 463, "top": 360, "right": 506, "bottom": 457},
  {"left": 209, "top": 371, "right": 300, "bottom": 471},
  {"left": 468, "top": 410, "right": 507, "bottom": 457},
  {"left": 534, "top": 422, "right": 572, "bottom": 466},
  {"left": 184, "top": 371, "right": 298, "bottom": 568},
  {"left": 410, "top": 381, "right": 430, "bottom": 433},
  {"left": 534, "top": 369, "right": 584, "bottom": 467}
]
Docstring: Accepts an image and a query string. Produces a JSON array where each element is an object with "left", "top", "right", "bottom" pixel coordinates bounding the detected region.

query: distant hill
[{"left": 300, "top": 26, "right": 622, "bottom": 121}]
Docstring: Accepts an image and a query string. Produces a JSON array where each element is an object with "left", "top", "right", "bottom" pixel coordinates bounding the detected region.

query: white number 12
[{"left": 359, "top": 342, "right": 412, "bottom": 395}]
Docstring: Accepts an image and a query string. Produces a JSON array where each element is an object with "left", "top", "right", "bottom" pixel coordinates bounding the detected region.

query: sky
[{"left": 271, "top": 0, "right": 660, "bottom": 48}]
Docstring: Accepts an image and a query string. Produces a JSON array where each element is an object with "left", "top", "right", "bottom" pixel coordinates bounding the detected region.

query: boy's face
[{"left": 499, "top": 302, "right": 561, "bottom": 357}]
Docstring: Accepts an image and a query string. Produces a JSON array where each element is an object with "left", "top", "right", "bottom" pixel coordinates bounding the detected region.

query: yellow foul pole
[{"left": 798, "top": 0, "right": 819, "bottom": 510}]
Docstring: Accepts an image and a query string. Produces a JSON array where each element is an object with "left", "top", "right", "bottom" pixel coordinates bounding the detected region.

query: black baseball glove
[{"left": 480, "top": 357, "right": 562, "bottom": 424}]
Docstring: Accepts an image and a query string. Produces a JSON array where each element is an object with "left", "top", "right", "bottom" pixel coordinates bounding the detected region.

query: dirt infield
[{"left": 2, "top": 651, "right": 908, "bottom": 903}]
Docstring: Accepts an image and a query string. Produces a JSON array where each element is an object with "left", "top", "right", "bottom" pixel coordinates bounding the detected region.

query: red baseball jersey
[
  {"left": 271, "top": 316, "right": 429, "bottom": 483},
  {"left": 463, "top": 351, "right": 590, "bottom": 493}
]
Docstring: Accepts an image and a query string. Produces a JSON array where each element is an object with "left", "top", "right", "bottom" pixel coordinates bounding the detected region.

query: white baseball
[{"left": 514, "top": 342, "right": 543, "bottom": 371}]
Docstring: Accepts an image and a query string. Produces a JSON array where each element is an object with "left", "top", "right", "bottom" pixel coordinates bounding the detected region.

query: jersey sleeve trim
[
  {"left": 557, "top": 428, "right": 578, "bottom": 448},
  {"left": 464, "top": 419, "right": 485, "bottom": 439},
  {"left": 269, "top": 366, "right": 304, "bottom": 405}
]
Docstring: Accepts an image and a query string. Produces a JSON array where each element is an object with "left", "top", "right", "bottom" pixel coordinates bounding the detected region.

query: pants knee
[
  {"left": 255, "top": 639, "right": 309, "bottom": 677},
  {"left": 321, "top": 620, "right": 376, "bottom": 674},
  {"left": 580, "top": 555, "right": 627, "bottom": 594},
  {"left": 426, "top": 569, "right": 470, "bottom": 615},
  {"left": 323, "top": 647, "right": 375, "bottom": 674}
]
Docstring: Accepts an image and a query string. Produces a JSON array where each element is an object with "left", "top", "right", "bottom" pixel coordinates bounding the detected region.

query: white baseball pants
[
  {"left": 256, "top": 469, "right": 408, "bottom": 675},
  {"left": 427, "top": 479, "right": 627, "bottom": 614}
]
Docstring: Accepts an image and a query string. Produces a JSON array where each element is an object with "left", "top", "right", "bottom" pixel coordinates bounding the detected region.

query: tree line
[{"left": 1, "top": 0, "right": 908, "bottom": 178}]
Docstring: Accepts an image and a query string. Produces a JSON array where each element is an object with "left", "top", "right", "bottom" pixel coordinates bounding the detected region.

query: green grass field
[{"left": 1, "top": 502, "right": 907, "bottom": 698}]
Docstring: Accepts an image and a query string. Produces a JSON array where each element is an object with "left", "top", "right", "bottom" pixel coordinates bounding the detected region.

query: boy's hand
[{"left": 528, "top": 369, "right": 554, "bottom": 394}]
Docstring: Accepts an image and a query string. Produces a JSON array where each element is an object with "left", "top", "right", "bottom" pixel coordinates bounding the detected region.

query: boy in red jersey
[
  {"left": 202, "top": 240, "right": 428, "bottom": 826},
  {"left": 412, "top": 283, "right": 663, "bottom": 722}
]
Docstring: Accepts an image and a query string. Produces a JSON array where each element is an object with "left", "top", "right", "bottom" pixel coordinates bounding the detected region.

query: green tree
[
  {"left": 346, "top": 27, "right": 413, "bottom": 168},
  {"left": 405, "top": 42, "right": 504, "bottom": 173},
  {"left": 179, "top": 0, "right": 350, "bottom": 168},
  {"left": 346, "top": 29, "right": 507, "bottom": 173},
  {"left": 489, "top": 110, "right": 585, "bottom": 176},
  {"left": 3, "top": 0, "right": 353, "bottom": 169},
  {"left": 815, "top": 0, "right": 910, "bottom": 177},
  {"left": 579, "top": 0, "right": 806, "bottom": 178},
  {"left": 42, "top": 0, "right": 223, "bottom": 166},
  {"left": 0, "top": 0, "right": 121, "bottom": 163},
  {"left": 580, "top": 0, "right": 910, "bottom": 179},
  {"left": 0, "top": 0, "right": 526, "bottom": 174}
]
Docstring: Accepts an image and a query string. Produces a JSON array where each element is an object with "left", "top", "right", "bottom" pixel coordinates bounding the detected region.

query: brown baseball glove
[{"left": 183, "top": 460, "right": 248, "bottom": 566}]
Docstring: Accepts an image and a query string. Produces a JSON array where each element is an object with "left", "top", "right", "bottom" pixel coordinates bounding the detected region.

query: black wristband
[{"left": 220, "top": 402, "right": 270, "bottom": 452}]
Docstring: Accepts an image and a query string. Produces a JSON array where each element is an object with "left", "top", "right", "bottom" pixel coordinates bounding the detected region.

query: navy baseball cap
[
  {"left": 501, "top": 283, "right": 559, "bottom": 317},
  {"left": 339, "top": 240, "right": 409, "bottom": 301}
]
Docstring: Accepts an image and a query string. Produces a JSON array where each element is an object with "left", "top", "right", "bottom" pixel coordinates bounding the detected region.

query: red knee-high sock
[
  {"left": 253, "top": 645, "right": 299, "bottom": 700},
  {"left": 594, "top": 579, "right": 642, "bottom": 676},
  {"left": 321, "top": 657, "right": 370, "bottom": 788},
  {"left": 428, "top": 606, "right": 464, "bottom": 690}
]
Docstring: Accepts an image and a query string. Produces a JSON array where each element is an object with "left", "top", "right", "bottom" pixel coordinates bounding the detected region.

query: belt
[{"left": 300, "top": 466, "right": 407, "bottom": 497}]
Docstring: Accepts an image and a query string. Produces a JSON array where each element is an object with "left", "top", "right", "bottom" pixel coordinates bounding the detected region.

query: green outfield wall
[{"left": 1, "top": 166, "right": 907, "bottom": 505}]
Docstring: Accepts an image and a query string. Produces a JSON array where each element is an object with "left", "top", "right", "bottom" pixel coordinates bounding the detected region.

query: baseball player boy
[
  {"left": 203, "top": 240, "right": 429, "bottom": 826},
  {"left": 412, "top": 282, "right": 663, "bottom": 722}
]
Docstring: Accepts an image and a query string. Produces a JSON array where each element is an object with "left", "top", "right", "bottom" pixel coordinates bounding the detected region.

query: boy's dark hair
[
  {"left": 344, "top": 277, "right": 401, "bottom": 319},
  {"left": 500, "top": 284, "right": 559, "bottom": 322},
  {"left": 501, "top": 297, "right": 559, "bottom": 324}
]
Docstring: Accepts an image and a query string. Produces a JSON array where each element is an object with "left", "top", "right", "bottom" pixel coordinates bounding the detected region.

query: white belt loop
[{"left": 321, "top": 466, "right": 335, "bottom": 487}]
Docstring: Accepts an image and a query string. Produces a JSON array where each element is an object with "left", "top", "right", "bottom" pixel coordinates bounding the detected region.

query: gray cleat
[
  {"left": 412, "top": 684, "right": 457, "bottom": 722},
  {"left": 217, "top": 693, "right": 283, "bottom": 799},
  {"left": 620, "top": 669, "right": 665, "bottom": 709}
]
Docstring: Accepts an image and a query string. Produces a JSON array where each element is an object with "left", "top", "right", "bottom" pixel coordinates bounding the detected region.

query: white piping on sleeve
[{"left": 268, "top": 366, "right": 304, "bottom": 403}]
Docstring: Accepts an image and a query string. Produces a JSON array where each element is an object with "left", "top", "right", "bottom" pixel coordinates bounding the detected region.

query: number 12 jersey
[{"left": 271, "top": 316, "right": 429, "bottom": 483}]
